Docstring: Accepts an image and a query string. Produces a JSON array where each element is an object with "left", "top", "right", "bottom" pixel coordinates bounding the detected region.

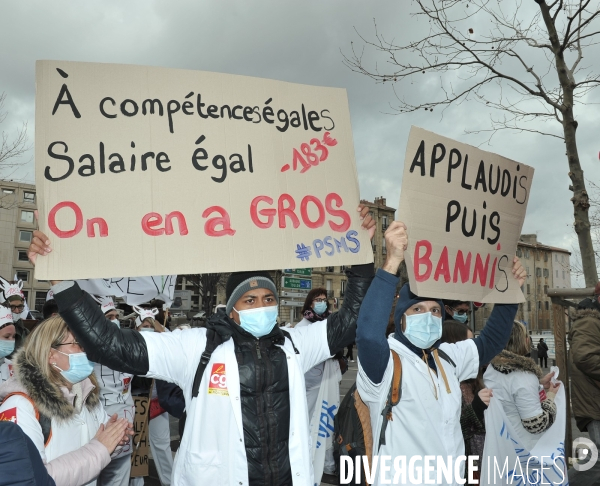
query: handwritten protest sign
[
  {"left": 34, "top": 61, "right": 373, "bottom": 280},
  {"left": 76, "top": 275, "right": 176, "bottom": 305},
  {"left": 130, "top": 395, "right": 150, "bottom": 478},
  {"left": 398, "top": 127, "right": 532, "bottom": 303}
]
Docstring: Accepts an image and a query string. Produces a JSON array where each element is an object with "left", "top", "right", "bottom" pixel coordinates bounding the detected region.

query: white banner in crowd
[
  {"left": 74, "top": 275, "right": 177, "bottom": 306},
  {"left": 309, "top": 359, "right": 342, "bottom": 485},
  {"left": 481, "top": 385, "right": 568, "bottom": 485}
]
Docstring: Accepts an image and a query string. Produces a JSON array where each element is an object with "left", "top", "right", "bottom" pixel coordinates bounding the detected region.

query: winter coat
[
  {"left": 52, "top": 264, "right": 374, "bottom": 485},
  {"left": 537, "top": 341, "right": 549, "bottom": 358},
  {"left": 0, "top": 421, "right": 56, "bottom": 486},
  {"left": 483, "top": 350, "right": 557, "bottom": 450},
  {"left": 569, "top": 307, "right": 600, "bottom": 431},
  {"left": 0, "top": 350, "right": 111, "bottom": 486}
]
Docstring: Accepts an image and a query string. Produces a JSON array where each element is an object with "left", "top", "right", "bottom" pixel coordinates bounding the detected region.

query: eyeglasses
[
  {"left": 54, "top": 341, "right": 81, "bottom": 348},
  {"left": 313, "top": 298, "right": 327, "bottom": 303},
  {"left": 9, "top": 305, "right": 24, "bottom": 312}
]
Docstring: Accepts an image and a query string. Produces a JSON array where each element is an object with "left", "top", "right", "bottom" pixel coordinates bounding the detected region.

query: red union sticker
[
  {"left": 122, "top": 377, "right": 131, "bottom": 394},
  {"left": 208, "top": 363, "right": 228, "bottom": 396},
  {"left": 0, "top": 407, "right": 17, "bottom": 423}
]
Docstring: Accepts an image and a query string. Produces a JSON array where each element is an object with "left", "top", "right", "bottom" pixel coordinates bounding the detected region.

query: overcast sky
[{"left": 1, "top": 0, "right": 599, "bottom": 286}]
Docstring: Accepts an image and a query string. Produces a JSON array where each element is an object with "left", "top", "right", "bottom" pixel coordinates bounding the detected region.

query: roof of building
[
  {"left": 517, "top": 240, "right": 571, "bottom": 255},
  {"left": 359, "top": 198, "right": 397, "bottom": 212}
]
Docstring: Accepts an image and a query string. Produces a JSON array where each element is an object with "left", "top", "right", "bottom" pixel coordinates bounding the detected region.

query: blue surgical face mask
[
  {"left": 403, "top": 312, "right": 442, "bottom": 349},
  {"left": 0, "top": 340, "right": 15, "bottom": 359},
  {"left": 111, "top": 319, "right": 120, "bottom": 328},
  {"left": 234, "top": 306, "right": 278, "bottom": 338},
  {"left": 139, "top": 327, "right": 155, "bottom": 332},
  {"left": 453, "top": 312, "right": 468, "bottom": 324},
  {"left": 53, "top": 350, "right": 94, "bottom": 384},
  {"left": 313, "top": 301, "right": 328, "bottom": 315}
]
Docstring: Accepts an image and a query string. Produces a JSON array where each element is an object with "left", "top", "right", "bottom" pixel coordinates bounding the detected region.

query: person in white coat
[
  {"left": 27, "top": 205, "right": 376, "bottom": 486},
  {"left": 129, "top": 306, "right": 174, "bottom": 486},
  {"left": 295, "top": 287, "right": 345, "bottom": 483},
  {"left": 92, "top": 296, "right": 136, "bottom": 486},
  {"left": 355, "top": 221, "right": 526, "bottom": 486},
  {"left": 0, "top": 315, "right": 132, "bottom": 486}
]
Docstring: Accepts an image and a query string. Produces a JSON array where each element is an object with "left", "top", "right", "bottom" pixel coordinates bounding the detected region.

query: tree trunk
[{"left": 539, "top": 1, "right": 599, "bottom": 287}]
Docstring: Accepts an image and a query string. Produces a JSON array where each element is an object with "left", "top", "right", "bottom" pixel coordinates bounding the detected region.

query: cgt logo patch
[
  {"left": 208, "top": 363, "right": 229, "bottom": 396},
  {"left": 0, "top": 407, "right": 17, "bottom": 423}
]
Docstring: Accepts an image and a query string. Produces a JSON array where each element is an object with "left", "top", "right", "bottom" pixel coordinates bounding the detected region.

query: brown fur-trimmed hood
[
  {"left": 4, "top": 349, "right": 100, "bottom": 422},
  {"left": 573, "top": 307, "right": 600, "bottom": 321},
  {"left": 490, "top": 350, "right": 542, "bottom": 378}
]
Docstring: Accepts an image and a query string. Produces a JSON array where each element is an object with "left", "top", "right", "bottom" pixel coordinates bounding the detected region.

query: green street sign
[
  {"left": 282, "top": 276, "right": 312, "bottom": 290},
  {"left": 283, "top": 268, "right": 312, "bottom": 276}
]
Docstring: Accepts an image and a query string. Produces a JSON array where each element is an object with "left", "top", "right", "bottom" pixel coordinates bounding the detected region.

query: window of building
[
  {"left": 536, "top": 268, "right": 541, "bottom": 277},
  {"left": 527, "top": 301, "right": 531, "bottom": 311},
  {"left": 538, "top": 301, "right": 542, "bottom": 310},
  {"left": 1, "top": 188, "right": 14, "bottom": 194},
  {"left": 555, "top": 254, "right": 558, "bottom": 261},
  {"left": 19, "top": 230, "right": 32, "bottom": 242},
  {"left": 340, "top": 265, "right": 347, "bottom": 272},
  {"left": 545, "top": 301, "right": 549, "bottom": 310},
  {"left": 382, "top": 215, "right": 388, "bottom": 228},
  {"left": 325, "top": 266, "right": 334, "bottom": 273},
  {"left": 516, "top": 249, "right": 522, "bottom": 257},
  {"left": 543, "top": 268, "right": 549, "bottom": 278},
  {"left": 527, "top": 284, "right": 530, "bottom": 294},
  {"left": 35, "top": 291, "right": 47, "bottom": 313},
  {"left": 544, "top": 285, "right": 548, "bottom": 294},
  {"left": 525, "top": 250, "right": 530, "bottom": 258},
  {"left": 544, "top": 253, "right": 548, "bottom": 262},
  {"left": 341, "top": 280, "right": 346, "bottom": 296},
  {"left": 16, "top": 271, "right": 29, "bottom": 282},
  {"left": 18, "top": 250, "right": 28, "bottom": 261},
  {"left": 21, "top": 210, "right": 34, "bottom": 223},
  {"left": 382, "top": 238, "right": 387, "bottom": 254},
  {"left": 23, "top": 192, "right": 35, "bottom": 203}
]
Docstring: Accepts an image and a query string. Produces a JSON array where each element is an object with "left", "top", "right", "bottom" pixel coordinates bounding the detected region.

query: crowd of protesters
[{"left": 0, "top": 208, "right": 593, "bottom": 486}]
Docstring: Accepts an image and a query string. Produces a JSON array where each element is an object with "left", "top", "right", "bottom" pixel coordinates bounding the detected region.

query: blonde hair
[
  {"left": 505, "top": 320, "right": 530, "bottom": 356},
  {"left": 19, "top": 315, "right": 98, "bottom": 391}
]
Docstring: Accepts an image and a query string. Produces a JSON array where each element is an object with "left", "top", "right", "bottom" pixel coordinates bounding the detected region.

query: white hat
[
  {"left": 0, "top": 277, "right": 24, "bottom": 304},
  {"left": 91, "top": 295, "right": 117, "bottom": 314},
  {"left": 46, "top": 290, "right": 54, "bottom": 301},
  {"left": 133, "top": 305, "right": 159, "bottom": 328},
  {"left": 0, "top": 307, "right": 13, "bottom": 330}
]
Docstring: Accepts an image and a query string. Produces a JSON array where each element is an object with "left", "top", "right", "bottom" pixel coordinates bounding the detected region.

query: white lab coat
[
  {"left": 141, "top": 319, "right": 332, "bottom": 486},
  {"left": 357, "top": 336, "right": 479, "bottom": 486}
]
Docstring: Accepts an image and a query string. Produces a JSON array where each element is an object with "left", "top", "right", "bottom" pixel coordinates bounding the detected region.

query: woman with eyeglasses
[
  {"left": 0, "top": 308, "right": 16, "bottom": 383},
  {"left": 0, "top": 315, "right": 133, "bottom": 486},
  {"left": 0, "top": 278, "right": 32, "bottom": 359},
  {"left": 295, "top": 287, "right": 346, "bottom": 484}
]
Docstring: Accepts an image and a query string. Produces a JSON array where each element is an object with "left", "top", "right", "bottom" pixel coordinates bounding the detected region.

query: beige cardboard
[
  {"left": 130, "top": 396, "right": 150, "bottom": 478},
  {"left": 35, "top": 61, "right": 373, "bottom": 280},
  {"left": 397, "top": 127, "right": 533, "bottom": 303}
]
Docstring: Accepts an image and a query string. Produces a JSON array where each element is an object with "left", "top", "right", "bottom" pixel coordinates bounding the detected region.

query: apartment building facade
[
  {"left": 0, "top": 180, "right": 50, "bottom": 313},
  {"left": 473, "top": 234, "right": 571, "bottom": 332}
]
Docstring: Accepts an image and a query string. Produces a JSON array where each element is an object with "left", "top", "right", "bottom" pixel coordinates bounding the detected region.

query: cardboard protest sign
[
  {"left": 398, "top": 127, "right": 532, "bottom": 303},
  {"left": 76, "top": 275, "right": 176, "bottom": 306},
  {"left": 130, "top": 395, "right": 150, "bottom": 478},
  {"left": 34, "top": 61, "right": 373, "bottom": 280}
]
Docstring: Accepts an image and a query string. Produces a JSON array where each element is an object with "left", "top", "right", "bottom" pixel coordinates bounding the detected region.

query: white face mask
[
  {"left": 111, "top": 319, "right": 120, "bottom": 328},
  {"left": 139, "top": 327, "right": 154, "bottom": 332}
]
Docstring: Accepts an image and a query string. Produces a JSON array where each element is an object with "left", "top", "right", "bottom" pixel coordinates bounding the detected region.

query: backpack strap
[
  {"left": 436, "top": 348, "right": 456, "bottom": 368},
  {"left": 377, "top": 350, "right": 402, "bottom": 450},
  {"left": 191, "top": 328, "right": 225, "bottom": 398},
  {"left": 2, "top": 391, "right": 52, "bottom": 447},
  {"left": 280, "top": 330, "right": 299, "bottom": 354}
]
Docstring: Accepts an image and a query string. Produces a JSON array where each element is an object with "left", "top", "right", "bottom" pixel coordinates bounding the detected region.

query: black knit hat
[{"left": 225, "top": 271, "right": 278, "bottom": 314}]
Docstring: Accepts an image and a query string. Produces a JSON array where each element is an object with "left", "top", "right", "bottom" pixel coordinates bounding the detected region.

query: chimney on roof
[{"left": 374, "top": 197, "right": 386, "bottom": 207}]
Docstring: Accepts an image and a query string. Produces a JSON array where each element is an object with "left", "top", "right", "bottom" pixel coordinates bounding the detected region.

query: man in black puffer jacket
[{"left": 30, "top": 208, "right": 376, "bottom": 486}]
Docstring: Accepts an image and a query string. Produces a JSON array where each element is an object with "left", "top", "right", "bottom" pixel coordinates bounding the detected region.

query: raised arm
[
  {"left": 473, "top": 257, "right": 526, "bottom": 365},
  {"left": 356, "top": 222, "right": 407, "bottom": 384},
  {"left": 325, "top": 263, "right": 375, "bottom": 355},
  {"left": 52, "top": 281, "right": 149, "bottom": 375}
]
